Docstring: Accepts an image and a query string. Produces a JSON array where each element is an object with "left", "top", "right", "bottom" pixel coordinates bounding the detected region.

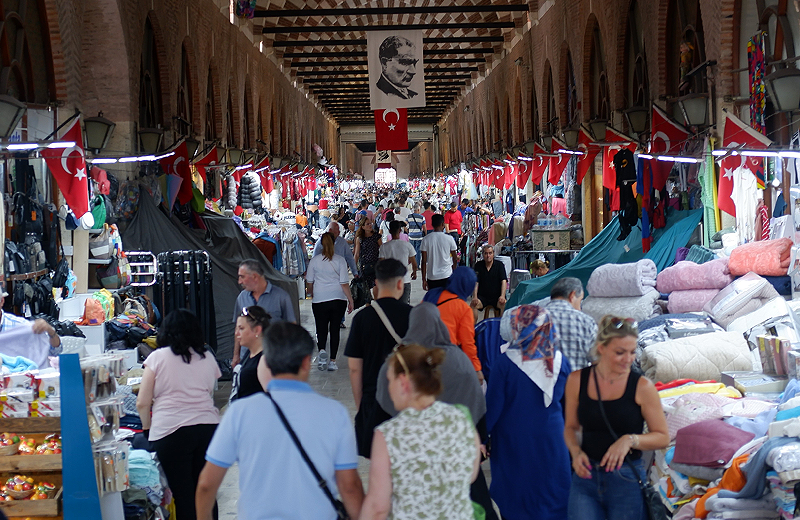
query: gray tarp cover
[{"left": 122, "top": 191, "right": 300, "bottom": 359}]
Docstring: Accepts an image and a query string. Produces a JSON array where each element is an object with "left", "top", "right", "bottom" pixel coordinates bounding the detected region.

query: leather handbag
[
  {"left": 592, "top": 368, "right": 667, "bottom": 520},
  {"left": 266, "top": 391, "right": 350, "bottom": 519}
]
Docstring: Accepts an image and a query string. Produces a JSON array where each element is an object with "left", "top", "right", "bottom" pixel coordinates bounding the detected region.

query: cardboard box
[
  {"left": 721, "top": 371, "right": 789, "bottom": 395},
  {"left": 530, "top": 230, "right": 570, "bottom": 251},
  {"left": 757, "top": 335, "right": 792, "bottom": 376}
]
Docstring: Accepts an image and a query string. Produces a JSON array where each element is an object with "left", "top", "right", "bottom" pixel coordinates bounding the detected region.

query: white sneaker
[
  {"left": 327, "top": 360, "right": 338, "bottom": 371},
  {"left": 317, "top": 349, "right": 328, "bottom": 370}
]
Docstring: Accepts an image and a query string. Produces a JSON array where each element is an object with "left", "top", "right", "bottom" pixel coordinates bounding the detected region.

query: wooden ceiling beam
[
  {"left": 294, "top": 70, "right": 475, "bottom": 77},
  {"left": 290, "top": 58, "right": 485, "bottom": 67},
  {"left": 262, "top": 22, "right": 515, "bottom": 34},
  {"left": 256, "top": 5, "right": 528, "bottom": 17},
  {"left": 271, "top": 36, "right": 505, "bottom": 47},
  {"left": 281, "top": 48, "right": 495, "bottom": 58}
]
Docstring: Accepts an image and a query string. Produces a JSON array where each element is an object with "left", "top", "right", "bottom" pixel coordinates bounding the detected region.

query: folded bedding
[
  {"left": 656, "top": 258, "right": 734, "bottom": 293},
  {"left": 582, "top": 288, "right": 661, "bottom": 324},
  {"left": 703, "top": 273, "right": 781, "bottom": 329},
  {"left": 586, "top": 259, "right": 657, "bottom": 297},
  {"left": 763, "top": 275, "right": 792, "bottom": 296},
  {"left": 640, "top": 331, "right": 753, "bottom": 383},
  {"left": 667, "top": 289, "right": 721, "bottom": 313},
  {"left": 728, "top": 238, "right": 793, "bottom": 277},
  {"left": 685, "top": 244, "right": 718, "bottom": 264}
]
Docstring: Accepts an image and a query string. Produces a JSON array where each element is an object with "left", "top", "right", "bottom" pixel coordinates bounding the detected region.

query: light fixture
[
  {"left": 227, "top": 148, "right": 243, "bottom": 165},
  {"left": 6, "top": 143, "right": 39, "bottom": 151},
  {"left": 184, "top": 136, "right": 200, "bottom": 159},
  {"left": 764, "top": 68, "right": 800, "bottom": 113},
  {"left": 561, "top": 127, "right": 579, "bottom": 149},
  {"left": 83, "top": 113, "right": 116, "bottom": 152},
  {"left": 0, "top": 95, "right": 26, "bottom": 139},
  {"left": 588, "top": 119, "right": 609, "bottom": 141},
  {"left": 243, "top": 150, "right": 257, "bottom": 164},
  {"left": 47, "top": 141, "right": 76, "bottom": 149},
  {"left": 89, "top": 158, "right": 118, "bottom": 164},
  {"left": 623, "top": 106, "right": 649, "bottom": 135},
  {"left": 138, "top": 128, "right": 164, "bottom": 154},
  {"left": 676, "top": 93, "right": 709, "bottom": 128}
]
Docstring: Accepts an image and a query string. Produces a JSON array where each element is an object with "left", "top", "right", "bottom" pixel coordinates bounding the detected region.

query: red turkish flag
[
  {"left": 254, "top": 156, "right": 272, "bottom": 192},
  {"left": 651, "top": 104, "right": 689, "bottom": 155},
  {"left": 602, "top": 127, "right": 637, "bottom": 190},
  {"left": 517, "top": 157, "right": 533, "bottom": 189},
  {"left": 549, "top": 137, "right": 569, "bottom": 185},
  {"left": 479, "top": 159, "right": 490, "bottom": 187},
  {"left": 718, "top": 111, "right": 772, "bottom": 216},
  {"left": 41, "top": 118, "right": 89, "bottom": 218},
  {"left": 492, "top": 159, "right": 505, "bottom": 189},
  {"left": 530, "top": 142, "right": 548, "bottom": 185},
  {"left": 160, "top": 141, "right": 193, "bottom": 205},
  {"left": 374, "top": 109, "right": 408, "bottom": 151},
  {"left": 576, "top": 126, "right": 599, "bottom": 184},
  {"left": 193, "top": 147, "right": 218, "bottom": 183},
  {"left": 503, "top": 152, "right": 517, "bottom": 189}
]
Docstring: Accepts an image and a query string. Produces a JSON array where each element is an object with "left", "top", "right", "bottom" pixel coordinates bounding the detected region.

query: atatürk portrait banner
[{"left": 368, "top": 30, "right": 426, "bottom": 110}]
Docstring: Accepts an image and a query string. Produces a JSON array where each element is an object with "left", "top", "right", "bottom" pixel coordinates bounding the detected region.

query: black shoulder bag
[
  {"left": 592, "top": 368, "right": 667, "bottom": 520},
  {"left": 265, "top": 391, "right": 350, "bottom": 520}
]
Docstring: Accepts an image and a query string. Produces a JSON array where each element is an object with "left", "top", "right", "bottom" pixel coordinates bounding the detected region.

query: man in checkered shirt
[{"left": 545, "top": 277, "right": 598, "bottom": 371}]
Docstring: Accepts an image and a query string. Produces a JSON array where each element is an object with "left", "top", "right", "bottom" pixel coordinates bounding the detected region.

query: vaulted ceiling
[{"left": 253, "top": 1, "right": 531, "bottom": 126}]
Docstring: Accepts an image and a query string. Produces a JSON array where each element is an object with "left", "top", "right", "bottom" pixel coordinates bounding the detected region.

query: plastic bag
[{"left": 75, "top": 298, "right": 105, "bottom": 326}]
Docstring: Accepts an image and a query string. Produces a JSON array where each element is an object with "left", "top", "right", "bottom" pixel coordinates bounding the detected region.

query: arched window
[
  {"left": 530, "top": 81, "right": 540, "bottom": 142},
  {"left": 205, "top": 67, "right": 217, "bottom": 140},
  {"left": 564, "top": 52, "right": 578, "bottom": 127},
  {"left": 545, "top": 65, "right": 557, "bottom": 136},
  {"left": 590, "top": 26, "right": 610, "bottom": 121},
  {"left": 506, "top": 101, "right": 513, "bottom": 148},
  {"left": 139, "top": 17, "right": 163, "bottom": 128},
  {"left": 226, "top": 87, "right": 235, "bottom": 147},
  {"left": 176, "top": 45, "right": 192, "bottom": 137},
  {"left": 625, "top": 1, "right": 650, "bottom": 127},
  {"left": 243, "top": 92, "right": 252, "bottom": 150},
  {"left": 666, "top": 0, "right": 706, "bottom": 96},
  {"left": 0, "top": 1, "right": 53, "bottom": 103}
]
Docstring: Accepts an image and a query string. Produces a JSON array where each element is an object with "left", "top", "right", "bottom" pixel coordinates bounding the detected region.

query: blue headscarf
[{"left": 422, "top": 266, "right": 477, "bottom": 304}]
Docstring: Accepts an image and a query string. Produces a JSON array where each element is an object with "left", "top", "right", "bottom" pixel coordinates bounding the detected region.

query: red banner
[
  {"left": 41, "top": 118, "right": 89, "bottom": 218},
  {"left": 374, "top": 109, "right": 409, "bottom": 151},
  {"left": 160, "top": 141, "right": 193, "bottom": 205}
]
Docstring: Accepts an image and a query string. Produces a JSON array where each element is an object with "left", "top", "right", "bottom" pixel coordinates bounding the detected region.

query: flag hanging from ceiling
[
  {"left": 193, "top": 146, "right": 218, "bottom": 183},
  {"left": 160, "top": 141, "right": 193, "bottom": 205},
  {"left": 517, "top": 155, "right": 533, "bottom": 189},
  {"left": 650, "top": 104, "right": 690, "bottom": 189},
  {"left": 718, "top": 111, "right": 772, "bottom": 216},
  {"left": 374, "top": 109, "right": 408, "bottom": 151},
  {"left": 530, "top": 142, "right": 548, "bottom": 185},
  {"left": 602, "top": 127, "right": 637, "bottom": 190},
  {"left": 41, "top": 118, "right": 90, "bottom": 219},
  {"left": 503, "top": 152, "right": 517, "bottom": 189},
  {"left": 576, "top": 126, "right": 599, "bottom": 184}
]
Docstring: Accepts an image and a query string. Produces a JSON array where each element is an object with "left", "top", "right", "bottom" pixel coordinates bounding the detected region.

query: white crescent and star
[
  {"left": 382, "top": 109, "right": 400, "bottom": 131},
  {"left": 61, "top": 144, "right": 86, "bottom": 181},
  {"left": 652, "top": 131, "right": 670, "bottom": 154}
]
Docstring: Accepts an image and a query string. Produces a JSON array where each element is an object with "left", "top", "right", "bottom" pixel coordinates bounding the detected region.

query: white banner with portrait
[{"left": 368, "top": 30, "right": 426, "bottom": 110}]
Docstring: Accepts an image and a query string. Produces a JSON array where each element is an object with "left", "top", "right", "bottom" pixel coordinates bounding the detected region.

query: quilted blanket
[
  {"left": 586, "top": 259, "right": 658, "bottom": 297},
  {"left": 582, "top": 288, "right": 661, "bottom": 324},
  {"left": 703, "top": 273, "right": 781, "bottom": 329},
  {"left": 728, "top": 238, "right": 793, "bottom": 277},
  {"left": 667, "top": 289, "right": 721, "bottom": 314},
  {"left": 640, "top": 331, "right": 753, "bottom": 383},
  {"left": 656, "top": 259, "right": 734, "bottom": 293}
]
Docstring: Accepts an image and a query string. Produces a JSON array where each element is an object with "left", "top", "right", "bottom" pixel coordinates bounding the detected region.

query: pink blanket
[
  {"left": 667, "top": 289, "right": 720, "bottom": 314},
  {"left": 656, "top": 259, "right": 734, "bottom": 293},
  {"left": 728, "top": 238, "right": 793, "bottom": 277}
]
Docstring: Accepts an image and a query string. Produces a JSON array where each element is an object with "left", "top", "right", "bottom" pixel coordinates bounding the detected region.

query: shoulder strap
[
  {"left": 436, "top": 296, "right": 460, "bottom": 307},
  {"left": 370, "top": 300, "right": 403, "bottom": 345},
  {"left": 266, "top": 391, "right": 342, "bottom": 510}
]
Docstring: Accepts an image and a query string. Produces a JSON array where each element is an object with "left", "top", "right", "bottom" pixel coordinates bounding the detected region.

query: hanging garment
[
  {"left": 731, "top": 166, "right": 758, "bottom": 244},
  {"left": 615, "top": 149, "right": 639, "bottom": 241},
  {"left": 564, "top": 156, "right": 577, "bottom": 218},
  {"left": 748, "top": 32, "right": 767, "bottom": 137},
  {"left": 755, "top": 201, "right": 770, "bottom": 241}
]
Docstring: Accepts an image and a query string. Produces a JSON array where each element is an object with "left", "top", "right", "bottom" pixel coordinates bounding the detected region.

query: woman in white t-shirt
[
  {"left": 137, "top": 309, "right": 221, "bottom": 520},
  {"left": 306, "top": 232, "right": 355, "bottom": 371}
]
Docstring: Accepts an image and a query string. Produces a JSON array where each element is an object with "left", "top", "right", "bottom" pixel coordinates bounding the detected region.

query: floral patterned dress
[
  {"left": 358, "top": 232, "right": 381, "bottom": 288},
  {"left": 376, "top": 401, "right": 476, "bottom": 520}
]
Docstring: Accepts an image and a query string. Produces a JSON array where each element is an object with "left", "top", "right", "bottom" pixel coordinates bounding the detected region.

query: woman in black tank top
[{"left": 563, "top": 316, "right": 669, "bottom": 520}]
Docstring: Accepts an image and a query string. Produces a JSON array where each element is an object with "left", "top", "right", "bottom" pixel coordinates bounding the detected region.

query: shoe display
[{"left": 317, "top": 349, "right": 328, "bottom": 370}]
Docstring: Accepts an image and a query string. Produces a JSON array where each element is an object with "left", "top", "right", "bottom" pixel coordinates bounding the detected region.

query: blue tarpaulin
[{"left": 507, "top": 208, "right": 703, "bottom": 307}]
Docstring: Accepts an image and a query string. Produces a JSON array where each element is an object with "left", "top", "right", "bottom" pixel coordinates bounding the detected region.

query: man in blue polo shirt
[
  {"left": 196, "top": 322, "right": 364, "bottom": 520},
  {"left": 231, "top": 259, "right": 296, "bottom": 367}
]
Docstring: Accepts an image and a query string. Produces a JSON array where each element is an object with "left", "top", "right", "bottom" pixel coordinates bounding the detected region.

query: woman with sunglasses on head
[
  {"left": 361, "top": 343, "right": 481, "bottom": 520},
  {"left": 231, "top": 306, "right": 271, "bottom": 400},
  {"left": 564, "top": 315, "right": 669, "bottom": 520},
  {"left": 354, "top": 216, "right": 381, "bottom": 298}
]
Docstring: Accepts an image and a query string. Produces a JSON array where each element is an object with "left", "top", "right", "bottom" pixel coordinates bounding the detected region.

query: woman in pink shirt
[{"left": 137, "top": 309, "right": 221, "bottom": 520}]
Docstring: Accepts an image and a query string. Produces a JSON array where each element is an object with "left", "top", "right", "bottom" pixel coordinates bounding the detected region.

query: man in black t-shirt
[
  {"left": 345, "top": 259, "right": 412, "bottom": 458},
  {"left": 472, "top": 244, "right": 508, "bottom": 319}
]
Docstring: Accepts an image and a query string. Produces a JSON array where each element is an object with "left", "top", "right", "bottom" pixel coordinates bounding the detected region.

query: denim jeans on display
[{"left": 567, "top": 458, "right": 647, "bottom": 520}]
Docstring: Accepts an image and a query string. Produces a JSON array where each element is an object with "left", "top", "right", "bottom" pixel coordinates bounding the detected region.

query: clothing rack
[{"left": 155, "top": 251, "right": 217, "bottom": 353}]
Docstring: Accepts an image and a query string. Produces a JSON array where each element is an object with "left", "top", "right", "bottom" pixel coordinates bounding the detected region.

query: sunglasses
[
  {"left": 392, "top": 344, "right": 410, "bottom": 377},
  {"left": 241, "top": 307, "right": 271, "bottom": 320},
  {"left": 609, "top": 317, "right": 638, "bottom": 332}
]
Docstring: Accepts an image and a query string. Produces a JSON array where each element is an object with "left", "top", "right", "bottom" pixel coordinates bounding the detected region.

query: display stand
[{"left": 60, "top": 353, "right": 102, "bottom": 520}]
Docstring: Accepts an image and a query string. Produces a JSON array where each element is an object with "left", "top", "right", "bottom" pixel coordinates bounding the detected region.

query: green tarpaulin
[{"left": 507, "top": 208, "right": 704, "bottom": 307}]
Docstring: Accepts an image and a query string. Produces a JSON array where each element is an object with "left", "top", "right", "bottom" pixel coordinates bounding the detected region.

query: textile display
[
  {"left": 585, "top": 259, "right": 658, "bottom": 297},
  {"left": 702, "top": 272, "right": 781, "bottom": 329},
  {"left": 581, "top": 288, "right": 661, "bottom": 324},
  {"left": 685, "top": 244, "right": 717, "bottom": 264},
  {"left": 640, "top": 331, "right": 752, "bottom": 383},
  {"left": 728, "top": 238, "right": 793, "bottom": 277},
  {"left": 508, "top": 209, "right": 704, "bottom": 307},
  {"left": 698, "top": 138, "right": 721, "bottom": 245},
  {"left": 748, "top": 32, "right": 768, "bottom": 137},
  {"left": 656, "top": 258, "right": 734, "bottom": 293},
  {"left": 667, "top": 289, "right": 721, "bottom": 314},
  {"left": 718, "top": 112, "right": 772, "bottom": 216}
]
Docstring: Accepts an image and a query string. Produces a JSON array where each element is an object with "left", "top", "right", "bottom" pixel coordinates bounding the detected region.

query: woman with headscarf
[
  {"left": 484, "top": 304, "right": 571, "bottom": 520},
  {"left": 376, "top": 303, "right": 497, "bottom": 520},
  {"left": 423, "top": 266, "right": 482, "bottom": 383}
]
